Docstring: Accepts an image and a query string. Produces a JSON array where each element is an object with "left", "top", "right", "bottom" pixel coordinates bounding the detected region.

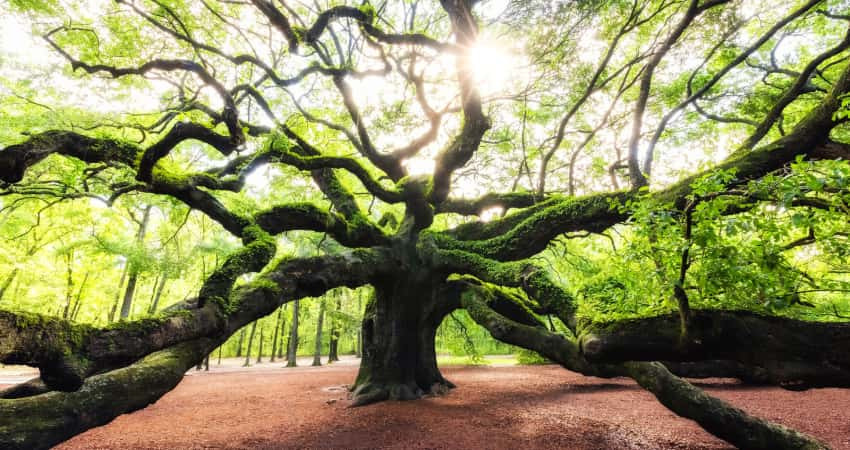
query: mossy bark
[
  {"left": 579, "top": 310, "right": 850, "bottom": 389},
  {"left": 351, "top": 274, "right": 457, "bottom": 406},
  {"left": 457, "top": 280, "right": 829, "bottom": 450}
]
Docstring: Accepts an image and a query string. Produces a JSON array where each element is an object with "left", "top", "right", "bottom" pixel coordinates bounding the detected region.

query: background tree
[{"left": 1, "top": 0, "right": 849, "bottom": 449}]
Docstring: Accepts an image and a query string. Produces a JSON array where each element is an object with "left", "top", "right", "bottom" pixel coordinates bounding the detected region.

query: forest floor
[{"left": 3, "top": 356, "right": 849, "bottom": 449}]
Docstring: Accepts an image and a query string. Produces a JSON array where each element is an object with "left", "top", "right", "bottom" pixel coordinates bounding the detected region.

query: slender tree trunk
[
  {"left": 244, "top": 321, "right": 257, "bottom": 367},
  {"left": 235, "top": 328, "right": 245, "bottom": 358},
  {"left": 277, "top": 304, "right": 287, "bottom": 359},
  {"left": 286, "top": 299, "right": 300, "bottom": 367},
  {"left": 147, "top": 273, "right": 167, "bottom": 314},
  {"left": 108, "top": 265, "right": 128, "bottom": 323},
  {"left": 0, "top": 268, "right": 19, "bottom": 303},
  {"left": 217, "top": 346, "right": 222, "bottom": 365},
  {"left": 256, "top": 327, "right": 264, "bottom": 363},
  {"left": 355, "top": 290, "right": 363, "bottom": 358},
  {"left": 120, "top": 205, "right": 152, "bottom": 320},
  {"left": 62, "top": 251, "right": 74, "bottom": 319},
  {"left": 328, "top": 295, "right": 340, "bottom": 363},
  {"left": 69, "top": 272, "right": 89, "bottom": 322},
  {"left": 204, "top": 355, "right": 209, "bottom": 371},
  {"left": 312, "top": 300, "right": 325, "bottom": 366},
  {"left": 270, "top": 307, "right": 282, "bottom": 362}
]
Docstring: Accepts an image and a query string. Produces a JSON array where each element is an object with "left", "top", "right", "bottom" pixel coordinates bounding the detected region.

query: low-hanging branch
[
  {"left": 577, "top": 310, "right": 850, "bottom": 390},
  {"left": 455, "top": 279, "right": 829, "bottom": 450}
]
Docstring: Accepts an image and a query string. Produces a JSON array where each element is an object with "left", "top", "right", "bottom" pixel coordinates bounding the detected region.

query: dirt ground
[{"left": 4, "top": 356, "right": 849, "bottom": 449}]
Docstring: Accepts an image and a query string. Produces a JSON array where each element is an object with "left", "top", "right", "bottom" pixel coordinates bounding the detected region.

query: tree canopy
[{"left": 1, "top": 0, "right": 849, "bottom": 448}]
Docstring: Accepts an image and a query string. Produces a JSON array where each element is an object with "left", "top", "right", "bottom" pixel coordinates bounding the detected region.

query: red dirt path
[{"left": 29, "top": 356, "right": 850, "bottom": 449}]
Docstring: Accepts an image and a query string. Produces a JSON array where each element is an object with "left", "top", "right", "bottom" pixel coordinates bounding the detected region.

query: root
[{"left": 350, "top": 380, "right": 454, "bottom": 407}]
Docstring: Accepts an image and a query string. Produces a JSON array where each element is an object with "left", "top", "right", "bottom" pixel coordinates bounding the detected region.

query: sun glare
[
  {"left": 468, "top": 42, "right": 516, "bottom": 95},
  {"left": 402, "top": 157, "right": 436, "bottom": 176}
]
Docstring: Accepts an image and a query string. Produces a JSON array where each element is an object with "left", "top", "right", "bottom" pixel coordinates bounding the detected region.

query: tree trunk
[
  {"left": 277, "top": 304, "right": 287, "bottom": 359},
  {"left": 256, "top": 328, "right": 264, "bottom": 363},
  {"left": 328, "top": 295, "right": 340, "bottom": 363},
  {"left": 147, "top": 274, "right": 167, "bottom": 314},
  {"left": 235, "top": 328, "right": 245, "bottom": 358},
  {"left": 312, "top": 300, "right": 325, "bottom": 366},
  {"left": 244, "top": 321, "right": 257, "bottom": 367},
  {"left": 62, "top": 251, "right": 74, "bottom": 319},
  {"left": 0, "top": 268, "right": 19, "bottom": 303},
  {"left": 351, "top": 275, "right": 457, "bottom": 406},
  {"left": 69, "top": 272, "right": 89, "bottom": 321},
  {"left": 270, "top": 307, "right": 282, "bottom": 362},
  {"left": 355, "top": 291, "right": 362, "bottom": 358},
  {"left": 108, "top": 265, "right": 128, "bottom": 323},
  {"left": 120, "top": 206, "right": 152, "bottom": 320},
  {"left": 286, "top": 299, "right": 299, "bottom": 367}
]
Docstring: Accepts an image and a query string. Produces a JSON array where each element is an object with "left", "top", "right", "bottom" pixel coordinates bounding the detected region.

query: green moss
[{"left": 359, "top": 2, "right": 377, "bottom": 22}]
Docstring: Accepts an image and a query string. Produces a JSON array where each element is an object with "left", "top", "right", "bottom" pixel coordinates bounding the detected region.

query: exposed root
[{"left": 350, "top": 380, "right": 454, "bottom": 407}]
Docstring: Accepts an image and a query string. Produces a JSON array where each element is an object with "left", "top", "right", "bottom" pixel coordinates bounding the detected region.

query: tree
[
  {"left": 327, "top": 293, "right": 341, "bottom": 363},
  {"left": 286, "top": 298, "right": 301, "bottom": 368},
  {"left": 312, "top": 299, "right": 326, "bottom": 366},
  {"left": 1, "top": 1, "right": 849, "bottom": 449}
]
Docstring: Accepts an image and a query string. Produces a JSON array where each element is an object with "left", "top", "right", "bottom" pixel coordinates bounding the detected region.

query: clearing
[{"left": 3, "top": 356, "right": 848, "bottom": 449}]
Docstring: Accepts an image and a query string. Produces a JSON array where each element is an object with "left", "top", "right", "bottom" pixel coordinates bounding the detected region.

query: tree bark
[
  {"left": 235, "top": 328, "right": 245, "bottom": 358},
  {"left": 457, "top": 280, "right": 828, "bottom": 450},
  {"left": 579, "top": 310, "right": 850, "bottom": 389},
  {"left": 328, "top": 295, "right": 340, "bottom": 363},
  {"left": 0, "top": 268, "right": 19, "bottom": 303},
  {"left": 277, "top": 304, "right": 287, "bottom": 359},
  {"left": 69, "top": 272, "right": 89, "bottom": 321},
  {"left": 351, "top": 275, "right": 457, "bottom": 406},
  {"left": 120, "top": 205, "right": 152, "bottom": 320},
  {"left": 244, "top": 321, "right": 257, "bottom": 367},
  {"left": 62, "top": 251, "right": 74, "bottom": 319},
  {"left": 270, "top": 306, "right": 282, "bottom": 362},
  {"left": 108, "top": 265, "right": 128, "bottom": 323},
  {"left": 355, "top": 290, "right": 363, "bottom": 358},
  {"left": 312, "top": 300, "right": 325, "bottom": 366},
  {"left": 256, "top": 327, "right": 264, "bottom": 363},
  {"left": 286, "top": 299, "right": 299, "bottom": 367},
  {"left": 147, "top": 273, "right": 167, "bottom": 314}
]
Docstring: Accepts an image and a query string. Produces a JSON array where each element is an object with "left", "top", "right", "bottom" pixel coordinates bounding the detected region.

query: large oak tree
[{"left": 1, "top": 0, "right": 849, "bottom": 448}]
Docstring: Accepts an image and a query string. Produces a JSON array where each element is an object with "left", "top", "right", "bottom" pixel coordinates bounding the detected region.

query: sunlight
[
  {"left": 402, "top": 157, "right": 435, "bottom": 176},
  {"left": 468, "top": 41, "right": 516, "bottom": 95},
  {"left": 480, "top": 206, "right": 504, "bottom": 222}
]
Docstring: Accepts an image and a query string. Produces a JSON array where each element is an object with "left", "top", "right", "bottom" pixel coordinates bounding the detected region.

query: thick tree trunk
[
  {"left": 351, "top": 275, "right": 457, "bottom": 406},
  {"left": 286, "top": 299, "right": 299, "bottom": 367},
  {"left": 312, "top": 300, "right": 325, "bottom": 366}
]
